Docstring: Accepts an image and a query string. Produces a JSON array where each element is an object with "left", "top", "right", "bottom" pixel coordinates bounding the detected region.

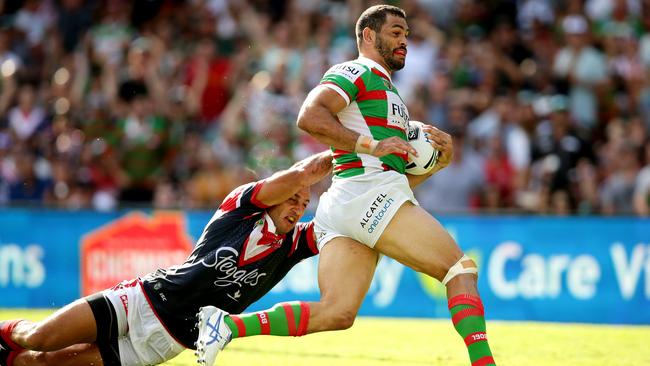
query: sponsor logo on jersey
[
  {"left": 330, "top": 63, "right": 362, "bottom": 82},
  {"left": 360, "top": 193, "right": 395, "bottom": 233},
  {"left": 199, "top": 247, "right": 267, "bottom": 288},
  {"left": 386, "top": 92, "right": 408, "bottom": 130}
]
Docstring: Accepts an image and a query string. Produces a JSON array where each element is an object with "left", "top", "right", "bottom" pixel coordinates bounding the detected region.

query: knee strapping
[{"left": 442, "top": 255, "right": 477, "bottom": 286}]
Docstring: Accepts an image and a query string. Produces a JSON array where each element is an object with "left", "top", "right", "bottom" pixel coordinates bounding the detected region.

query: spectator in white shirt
[
  {"left": 8, "top": 83, "right": 46, "bottom": 141},
  {"left": 553, "top": 15, "right": 609, "bottom": 129}
]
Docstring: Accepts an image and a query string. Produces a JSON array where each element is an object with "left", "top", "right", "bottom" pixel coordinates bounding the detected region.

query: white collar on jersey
[
  {"left": 356, "top": 56, "right": 392, "bottom": 81},
  {"left": 264, "top": 212, "right": 279, "bottom": 234}
]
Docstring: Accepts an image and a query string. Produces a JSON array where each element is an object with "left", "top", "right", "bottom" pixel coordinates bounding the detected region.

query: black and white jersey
[{"left": 140, "top": 181, "right": 318, "bottom": 348}]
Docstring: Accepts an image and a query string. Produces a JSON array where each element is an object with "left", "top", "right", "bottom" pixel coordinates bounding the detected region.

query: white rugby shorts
[
  {"left": 102, "top": 279, "right": 185, "bottom": 365},
  {"left": 314, "top": 170, "right": 418, "bottom": 250}
]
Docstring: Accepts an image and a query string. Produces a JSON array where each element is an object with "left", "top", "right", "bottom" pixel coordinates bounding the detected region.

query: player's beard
[{"left": 374, "top": 35, "right": 406, "bottom": 71}]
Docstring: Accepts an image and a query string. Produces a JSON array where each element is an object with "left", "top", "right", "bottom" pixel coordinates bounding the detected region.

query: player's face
[
  {"left": 268, "top": 187, "right": 311, "bottom": 235},
  {"left": 375, "top": 15, "right": 409, "bottom": 71}
]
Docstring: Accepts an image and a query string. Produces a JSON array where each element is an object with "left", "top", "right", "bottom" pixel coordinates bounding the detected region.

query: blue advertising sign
[
  {"left": 0, "top": 209, "right": 648, "bottom": 324},
  {"left": 0, "top": 209, "right": 121, "bottom": 307},
  {"left": 252, "top": 217, "right": 650, "bottom": 324}
]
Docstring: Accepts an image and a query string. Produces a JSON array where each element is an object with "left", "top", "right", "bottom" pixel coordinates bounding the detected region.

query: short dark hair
[{"left": 355, "top": 5, "right": 406, "bottom": 47}]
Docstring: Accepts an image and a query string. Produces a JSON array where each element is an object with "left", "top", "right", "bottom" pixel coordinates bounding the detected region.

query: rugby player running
[
  {"left": 0, "top": 151, "right": 333, "bottom": 366},
  {"left": 196, "top": 5, "right": 496, "bottom": 366}
]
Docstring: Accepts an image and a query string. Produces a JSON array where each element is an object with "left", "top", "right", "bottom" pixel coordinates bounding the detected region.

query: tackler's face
[
  {"left": 267, "top": 187, "right": 311, "bottom": 235},
  {"left": 374, "top": 14, "right": 409, "bottom": 71}
]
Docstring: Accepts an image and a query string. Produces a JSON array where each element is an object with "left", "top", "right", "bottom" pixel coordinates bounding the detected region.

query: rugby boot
[{"left": 195, "top": 306, "right": 232, "bottom": 366}]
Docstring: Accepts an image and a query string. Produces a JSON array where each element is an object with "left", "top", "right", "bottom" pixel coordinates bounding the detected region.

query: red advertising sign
[{"left": 81, "top": 212, "right": 193, "bottom": 296}]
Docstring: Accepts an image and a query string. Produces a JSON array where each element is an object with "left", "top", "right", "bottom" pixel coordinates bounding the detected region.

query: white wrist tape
[
  {"left": 442, "top": 255, "right": 478, "bottom": 286},
  {"left": 355, "top": 135, "right": 379, "bottom": 155}
]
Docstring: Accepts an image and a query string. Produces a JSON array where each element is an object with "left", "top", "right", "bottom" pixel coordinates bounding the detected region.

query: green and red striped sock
[
  {"left": 448, "top": 294, "right": 496, "bottom": 366},
  {"left": 224, "top": 302, "right": 310, "bottom": 338}
]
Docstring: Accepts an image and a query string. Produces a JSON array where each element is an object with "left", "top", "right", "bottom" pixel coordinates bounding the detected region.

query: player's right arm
[
  {"left": 218, "top": 152, "right": 332, "bottom": 213},
  {"left": 297, "top": 81, "right": 417, "bottom": 158},
  {"left": 253, "top": 151, "right": 333, "bottom": 207}
]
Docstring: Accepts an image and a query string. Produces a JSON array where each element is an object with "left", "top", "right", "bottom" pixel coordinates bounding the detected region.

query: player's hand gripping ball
[{"left": 405, "top": 121, "right": 440, "bottom": 175}]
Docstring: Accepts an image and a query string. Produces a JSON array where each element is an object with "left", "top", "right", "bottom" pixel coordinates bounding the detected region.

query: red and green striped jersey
[{"left": 319, "top": 56, "right": 410, "bottom": 178}]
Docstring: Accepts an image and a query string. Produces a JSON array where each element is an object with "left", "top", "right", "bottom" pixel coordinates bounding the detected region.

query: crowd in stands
[{"left": 0, "top": 0, "right": 649, "bottom": 215}]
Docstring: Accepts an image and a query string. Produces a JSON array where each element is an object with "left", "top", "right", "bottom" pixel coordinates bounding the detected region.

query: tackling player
[
  {"left": 198, "top": 5, "right": 497, "bottom": 366},
  {"left": 0, "top": 151, "right": 334, "bottom": 366}
]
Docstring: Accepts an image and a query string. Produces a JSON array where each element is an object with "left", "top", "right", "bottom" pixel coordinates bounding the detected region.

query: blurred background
[
  {"left": 0, "top": 0, "right": 648, "bottom": 215},
  {"left": 0, "top": 1, "right": 648, "bottom": 351}
]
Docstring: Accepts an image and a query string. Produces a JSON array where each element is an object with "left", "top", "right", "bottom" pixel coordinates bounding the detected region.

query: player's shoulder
[
  {"left": 323, "top": 60, "right": 370, "bottom": 81},
  {"left": 219, "top": 181, "right": 263, "bottom": 212},
  {"left": 226, "top": 181, "right": 258, "bottom": 198}
]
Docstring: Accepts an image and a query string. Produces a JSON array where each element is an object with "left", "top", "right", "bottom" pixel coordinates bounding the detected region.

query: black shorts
[{"left": 86, "top": 293, "right": 122, "bottom": 366}]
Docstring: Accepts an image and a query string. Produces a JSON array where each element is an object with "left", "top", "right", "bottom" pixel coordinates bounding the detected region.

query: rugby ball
[{"left": 405, "top": 121, "right": 440, "bottom": 175}]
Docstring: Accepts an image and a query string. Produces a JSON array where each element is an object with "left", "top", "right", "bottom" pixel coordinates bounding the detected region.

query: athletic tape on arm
[
  {"left": 442, "top": 255, "right": 478, "bottom": 286},
  {"left": 355, "top": 135, "right": 378, "bottom": 155}
]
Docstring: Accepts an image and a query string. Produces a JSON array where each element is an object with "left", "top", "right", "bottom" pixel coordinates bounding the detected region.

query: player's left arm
[
  {"left": 254, "top": 151, "right": 333, "bottom": 207},
  {"left": 407, "top": 125, "right": 453, "bottom": 188}
]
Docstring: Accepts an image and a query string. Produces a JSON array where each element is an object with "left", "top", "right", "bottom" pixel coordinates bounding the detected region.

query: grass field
[{"left": 2, "top": 309, "right": 649, "bottom": 365}]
